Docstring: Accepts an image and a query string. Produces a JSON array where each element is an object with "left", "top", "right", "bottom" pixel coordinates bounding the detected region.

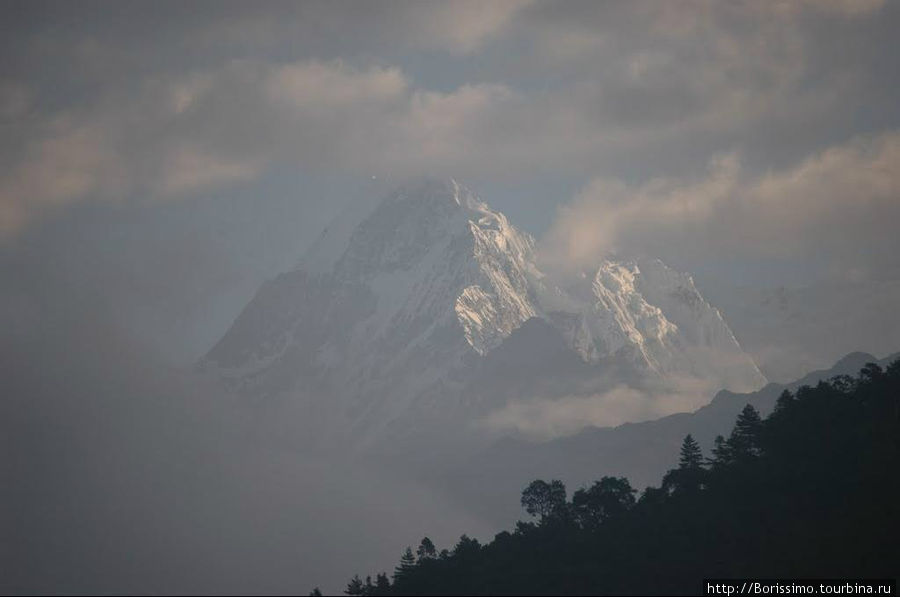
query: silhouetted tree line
[{"left": 325, "top": 361, "right": 899, "bottom": 596}]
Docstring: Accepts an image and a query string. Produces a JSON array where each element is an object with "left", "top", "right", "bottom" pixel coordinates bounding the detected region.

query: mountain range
[
  {"left": 431, "top": 349, "right": 900, "bottom": 527},
  {"left": 202, "top": 179, "right": 765, "bottom": 449}
]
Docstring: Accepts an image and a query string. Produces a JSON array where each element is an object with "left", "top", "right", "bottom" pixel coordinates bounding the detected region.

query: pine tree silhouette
[
  {"left": 393, "top": 547, "right": 416, "bottom": 583},
  {"left": 664, "top": 434, "right": 706, "bottom": 494},
  {"left": 679, "top": 434, "right": 703, "bottom": 469},
  {"left": 709, "top": 434, "right": 732, "bottom": 468},
  {"left": 345, "top": 574, "right": 364, "bottom": 596},
  {"left": 729, "top": 404, "right": 763, "bottom": 460},
  {"left": 375, "top": 572, "right": 391, "bottom": 593},
  {"left": 416, "top": 537, "right": 436, "bottom": 561}
]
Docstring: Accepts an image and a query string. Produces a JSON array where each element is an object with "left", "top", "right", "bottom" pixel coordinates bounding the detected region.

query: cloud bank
[
  {"left": 481, "top": 376, "right": 715, "bottom": 440},
  {"left": 3, "top": 1, "right": 898, "bottom": 238},
  {"left": 541, "top": 130, "right": 900, "bottom": 278}
]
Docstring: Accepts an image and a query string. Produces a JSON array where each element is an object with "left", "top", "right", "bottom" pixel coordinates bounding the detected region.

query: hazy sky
[
  {"left": 3, "top": 3, "right": 900, "bottom": 593},
  {"left": 2, "top": 0, "right": 899, "bottom": 364}
]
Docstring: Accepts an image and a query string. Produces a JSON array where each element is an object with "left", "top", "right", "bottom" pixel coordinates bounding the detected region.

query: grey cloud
[
  {"left": 5, "top": 1, "right": 900, "bottom": 236},
  {"left": 0, "top": 57, "right": 525, "bottom": 234},
  {"left": 541, "top": 130, "right": 900, "bottom": 278}
]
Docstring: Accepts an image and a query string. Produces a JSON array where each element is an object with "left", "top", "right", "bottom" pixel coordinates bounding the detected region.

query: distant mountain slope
[
  {"left": 699, "top": 276, "right": 900, "bottom": 383},
  {"left": 438, "top": 350, "right": 899, "bottom": 526},
  {"left": 348, "top": 358, "right": 900, "bottom": 596}
]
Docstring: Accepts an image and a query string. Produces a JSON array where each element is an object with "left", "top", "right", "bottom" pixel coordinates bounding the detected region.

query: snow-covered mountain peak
[
  {"left": 330, "top": 178, "right": 528, "bottom": 279},
  {"left": 375, "top": 178, "right": 498, "bottom": 227},
  {"left": 205, "top": 181, "right": 766, "bottom": 445}
]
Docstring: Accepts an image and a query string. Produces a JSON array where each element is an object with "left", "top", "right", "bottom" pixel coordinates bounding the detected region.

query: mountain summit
[{"left": 203, "top": 180, "right": 765, "bottom": 446}]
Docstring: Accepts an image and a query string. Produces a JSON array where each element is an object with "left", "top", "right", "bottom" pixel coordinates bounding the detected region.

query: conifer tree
[
  {"left": 709, "top": 434, "right": 732, "bottom": 468},
  {"left": 416, "top": 536, "right": 436, "bottom": 561},
  {"left": 345, "top": 574, "right": 364, "bottom": 596},
  {"left": 773, "top": 389, "right": 795, "bottom": 413},
  {"left": 678, "top": 434, "right": 703, "bottom": 469},
  {"left": 452, "top": 535, "right": 481, "bottom": 560},
  {"left": 664, "top": 434, "right": 706, "bottom": 494},
  {"left": 393, "top": 547, "right": 416, "bottom": 583},
  {"left": 729, "top": 404, "right": 763, "bottom": 459},
  {"left": 375, "top": 573, "right": 391, "bottom": 593}
]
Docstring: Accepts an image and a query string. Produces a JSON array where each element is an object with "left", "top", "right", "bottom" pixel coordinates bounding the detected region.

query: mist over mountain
[
  {"left": 700, "top": 277, "right": 900, "bottom": 383},
  {"left": 0, "top": 275, "right": 492, "bottom": 595},
  {"left": 432, "top": 350, "right": 900, "bottom": 529}
]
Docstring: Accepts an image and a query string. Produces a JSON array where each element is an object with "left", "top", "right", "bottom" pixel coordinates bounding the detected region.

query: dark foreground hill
[
  {"left": 434, "top": 351, "right": 900, "bottom": 527},
  {"left": 330, "top": 359, "right": 899, "bottom": 596}
]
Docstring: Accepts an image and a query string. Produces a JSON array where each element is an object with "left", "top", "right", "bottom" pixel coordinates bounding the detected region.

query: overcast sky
[
  {"left": 4, "top": 3, "right": 900, "bottom": 592},
  {"left": 2, "top": 0, "right": 899, "bottom": 365}
]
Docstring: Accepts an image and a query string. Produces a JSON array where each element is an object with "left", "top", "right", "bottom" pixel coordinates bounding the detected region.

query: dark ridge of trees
[{"left": 332, "top": 361, "right": 900, "bottom": 596}]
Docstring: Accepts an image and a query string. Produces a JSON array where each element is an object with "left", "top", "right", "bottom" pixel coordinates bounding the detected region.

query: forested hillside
[{"left": 325, "top": 360, "right": 899, "bottom": 596}]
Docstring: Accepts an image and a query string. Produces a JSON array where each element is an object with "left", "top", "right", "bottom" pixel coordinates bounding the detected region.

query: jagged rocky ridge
[{"left": 203, "top": 180, "right": 765, "bottom": 446}]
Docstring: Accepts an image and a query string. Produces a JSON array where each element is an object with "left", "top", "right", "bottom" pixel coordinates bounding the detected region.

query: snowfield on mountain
[{"left": 202, "top": 179, "right": 765, "bottom": 448}]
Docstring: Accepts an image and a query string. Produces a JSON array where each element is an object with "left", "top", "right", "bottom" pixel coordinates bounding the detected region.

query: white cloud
[
  {"left": 480, "top": 376, "right": 714, "bottom": 439},
  {"left": 541, "top": 130, "right": 900, "bottom": 275}
]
